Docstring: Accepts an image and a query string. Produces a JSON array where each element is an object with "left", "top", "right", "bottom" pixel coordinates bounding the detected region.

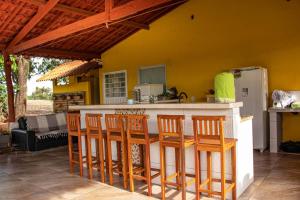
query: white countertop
[
  {"left": 69, "top": 102, "right": 243, "bottom": 110},
  {"left": 268, "top": 107, "right": 300, "bottom": 112}
]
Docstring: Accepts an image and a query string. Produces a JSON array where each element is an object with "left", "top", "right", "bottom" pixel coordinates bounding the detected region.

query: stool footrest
[
  {"left": 186, "top": 178, "right": 195, "bottom": 187},
  {"left": 226, "top": 183, "right": 235, "bottom": 193},
  {"left": 132, "top": 174, "right": 147, "bottom": 181},
  {"left": 167, "top": 172, "right": 178, "bottom": 181},
  {"left": 199, "top": 188, "right": 222, "bottom": 195},
  {"left": 165, "top": 181, "right": 180, "bottom": 187},
  {"left": 151, "top": 172, "right": 160, "bottom": 180},
  {"left": 200, "top": 178, "right": 210, "bottom": 188},
  {"left": 212, "top": 178, "right": 233, "bottom": 184}
]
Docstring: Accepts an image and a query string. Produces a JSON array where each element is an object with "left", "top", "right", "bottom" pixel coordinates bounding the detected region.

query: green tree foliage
[
  {"left": 28, "top": 87, "right": 52, "bottom": 100},
  {"left": 0, "top": 55, "right": 67, "bottom": 118},
  {"left": 29, "top": 57, "right": 67, "bottom": 78}
]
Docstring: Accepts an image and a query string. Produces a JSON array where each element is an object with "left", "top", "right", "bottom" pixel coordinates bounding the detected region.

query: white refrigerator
[{"left": 233, "top": 67, "right": 269, "bottom": 152}]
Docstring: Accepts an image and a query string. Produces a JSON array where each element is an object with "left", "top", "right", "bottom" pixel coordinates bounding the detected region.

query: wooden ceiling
[{"left": 0, "top": 0, "right": 186, "bottom": 60}]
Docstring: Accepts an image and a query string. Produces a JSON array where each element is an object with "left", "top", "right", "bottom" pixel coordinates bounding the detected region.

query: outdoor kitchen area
[{"left": 0, "top": 0, "right": 300, "bottom": 200}]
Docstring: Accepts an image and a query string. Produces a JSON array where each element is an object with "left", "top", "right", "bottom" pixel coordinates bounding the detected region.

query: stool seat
[
  {"left": 69, "top": 129, "right": 87, "bottom": 136},
  {"left": 197, "top": 138, "right": 236, "bottom": 151},
  {"left": 129, "top": 133, "right": 159, "bottom": 144},
  {"left": 89, "top": 130, "right": 107, "bottom": 138},
  {"left": 160, "top": 135, "right": 194, "bottom": 147}
]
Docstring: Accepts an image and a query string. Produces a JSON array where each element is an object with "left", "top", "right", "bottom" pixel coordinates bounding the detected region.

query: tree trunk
[
  {"left": 3, "top": 53, "right": 15, "bottom": 122},
  {"left": 15, "top": 56, "right": 29, "bottom": 118}
]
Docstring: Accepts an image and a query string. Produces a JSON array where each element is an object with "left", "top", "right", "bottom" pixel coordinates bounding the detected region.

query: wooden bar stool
[
  {"left": 126, "top": 114, "right": 160, "bottom": 196},
  {"left": 157, "top": 115, "right": 194, "bottom": 200},
  {"left": 105, "top": 114, "right": 128, "bottom": 189},
  {"left": 85, "top": 113, "right": 107, "bottom": 182},
  {"left": 67, "top": 113, "right": 88, "bottom": 177},
  {"left": 192, "top": 116, "right": 236, "bottom": 200}
]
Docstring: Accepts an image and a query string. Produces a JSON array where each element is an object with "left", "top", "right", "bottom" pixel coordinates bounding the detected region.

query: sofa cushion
[
  {"left": 27, "top": 115, "right": 49, "bottom": 133},
  {"left": 18, "top": 117, "right": 27, "bottom": 130},
  {"left": 55, "top": 112, "right": 67, "bottom": 130},
  {"left": 46, "top": 114, "right": 59, "bottom": 131},
  {"left": 26, "top": 113, "right": 67, "bottom": 133},
  {"left": 35, "top": 129, "right": 68, "bottom": 140}
]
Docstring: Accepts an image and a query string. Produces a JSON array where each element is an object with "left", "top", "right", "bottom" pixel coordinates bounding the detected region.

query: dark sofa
[{"left": 11, "top": 113, "right": 68, "bottom": 151}]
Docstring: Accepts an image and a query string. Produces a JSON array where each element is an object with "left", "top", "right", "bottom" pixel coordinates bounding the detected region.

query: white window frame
[
  {"left": 103, "top": 70, "right": 128, "bottom": 104},
  {"left": 138, "top": 64, "right": 166, "bottom": 84}
]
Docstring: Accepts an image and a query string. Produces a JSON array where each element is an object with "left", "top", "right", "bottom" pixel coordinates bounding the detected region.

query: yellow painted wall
[
  {"left": 100, "top": 0, "right": 300, "bottom": 141},
  {"left": 53, "top": 76, "right": 91, "bottom": 104}
]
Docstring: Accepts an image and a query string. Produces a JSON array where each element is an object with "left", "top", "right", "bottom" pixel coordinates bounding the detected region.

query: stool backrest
[
  {"left": 192, "top": 116, "right": 225, "bottom": 145},
  {"left": 105, "top": 114, "right": 125, "bottom": 135},
  {"left": 85, "top": 113, "right": 103, "bottom": 135},
  {"left": 67, "top": 113, "right": 81, "bottom": 134},
  {"left": 127, "top": 114, "right": 149, "bottom": 140},
  {"left": 157, "top": 115, "right": 185, "bottom": 141}
]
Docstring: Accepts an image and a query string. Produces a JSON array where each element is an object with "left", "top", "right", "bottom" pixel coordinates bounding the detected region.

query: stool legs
[
  {"left": 181, "top": 146, "right": 186, "bottom": 200},
  {"left": 117, "top": 142, "right": 122, "bottom": 177},
  {"left": 68, "top": 135, "right": 74, "bottom": 174},
  {"left": 121, "top": 140, "right": 128, "bottom": 189},
  {"left": 160, "top": 144, "right": 166, "bottom": 200},
  {"left": 87, "top": 136, "right": 93, "bottom": 179},
  {"left": 107, "top": 139, "right": 114, "bottom": 185},
  {"left": 98, "top": 138, "right": 105, "bottom": 182},
  {"left": 232, "top": 146, "right": 237, "bottom": 200},
  {"left": 195, "top": 148, "right": 200, "bottom": 200},
  {"left": 207, "top": 152, "right": 212, "bottom": 197},
  {"left": 128, "top": 143, "right": 134, "bottom": 192},
  {"left": 221, "top": 150, "right": 226, "bottom": 200},
  {"left": 104, "top": 138, "right": 109, "bottom": 174},
  {"left": 175, "top": 148, "right": 180, "bottom": 190},
  {"left": 145, "top": 143, "right": 152, "bottom": 196},
  {"left": 78, "top": 135, "right": 83, "bottom": 177}
]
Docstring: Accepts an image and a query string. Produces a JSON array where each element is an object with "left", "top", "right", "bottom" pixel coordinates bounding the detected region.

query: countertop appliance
[
  {"left": 232, "top": 67, "right": 268, "bottom": 152},
  {"left": 134, "top": 84, "right": 164, "bottom": 103}
]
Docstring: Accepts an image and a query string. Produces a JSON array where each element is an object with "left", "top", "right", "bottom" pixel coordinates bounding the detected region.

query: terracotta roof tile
[{"left": 37, "top": 60, "right": 101, "bottom": 81}]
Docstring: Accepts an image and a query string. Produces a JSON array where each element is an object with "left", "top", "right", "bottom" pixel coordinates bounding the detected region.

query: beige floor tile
[{"left": 0, "top": 147, "right": 299, "bottom": 200}]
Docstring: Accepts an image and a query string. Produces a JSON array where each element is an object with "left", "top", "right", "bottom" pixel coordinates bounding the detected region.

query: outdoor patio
[{"left": 0, "top": 147, "right": 299, "bottom": 200}]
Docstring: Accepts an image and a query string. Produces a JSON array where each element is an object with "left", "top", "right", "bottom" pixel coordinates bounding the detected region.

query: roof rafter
[
  {"left": 27, "top": 48, "right": 99, "bottom": 60},
  {"left": 10, "top": 0, "right": 173, "bottom": 54},
  {"left": 6, "top": 0, "right": 60, "bottom": 50},
  {"left": 20, "top": 0, "right": 150, "bottom": 30}
]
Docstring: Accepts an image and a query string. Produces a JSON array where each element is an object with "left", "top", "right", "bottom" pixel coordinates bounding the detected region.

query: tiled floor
[{"left": 0, "top": 147, "right": 299, "bottom": 200}]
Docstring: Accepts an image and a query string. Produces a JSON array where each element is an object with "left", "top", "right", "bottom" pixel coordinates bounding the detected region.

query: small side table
[{"left": 268, "top": 108, "right": 300, "bottom": 153}]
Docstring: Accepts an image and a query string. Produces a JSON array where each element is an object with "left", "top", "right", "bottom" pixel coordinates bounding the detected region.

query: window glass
[{"left": 139, "top": 65, "right": 166, "bottom": 84}]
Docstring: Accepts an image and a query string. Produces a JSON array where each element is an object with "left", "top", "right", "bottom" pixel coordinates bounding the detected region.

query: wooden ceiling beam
[
  {"left": 6, "top": 0, "right": 60, "bottom": 51},
  {"left": 27, "top": 48, "right": 100, "bottom": 60},
  {"left": 20, "top": 0, "right": 95, "bottom": 16},
  {"left": 0, "top": 43, "right": 5, "bottom": 51},
  {"left": 21, "top": 0, "right": 150, "bottom": 29},
  {"left": 11, "top": 0, "right": 173, "bottom": 54}
]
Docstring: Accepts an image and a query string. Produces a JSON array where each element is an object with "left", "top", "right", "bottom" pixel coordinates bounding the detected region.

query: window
[
  {"left": 56, "top": 77, "right": 69, "bottom": 86},
  {"left": 103, "top": 70, "right": 127, "bottom": 104},
  {"left": 139, "top": 65, "right": 166, "bottom": 84}
]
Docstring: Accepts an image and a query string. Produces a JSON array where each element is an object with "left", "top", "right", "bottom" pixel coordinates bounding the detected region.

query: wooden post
[{"left": 3, "top": 52, "right": 15, "bottom": 122}]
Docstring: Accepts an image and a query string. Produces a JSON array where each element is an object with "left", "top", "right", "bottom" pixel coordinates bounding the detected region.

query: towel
[
  {"left": 291, "top": 102, "right": 300, "bottom": 109},
  {"left": 214, "top": 72, "right": 235, "bottom": 103}
]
